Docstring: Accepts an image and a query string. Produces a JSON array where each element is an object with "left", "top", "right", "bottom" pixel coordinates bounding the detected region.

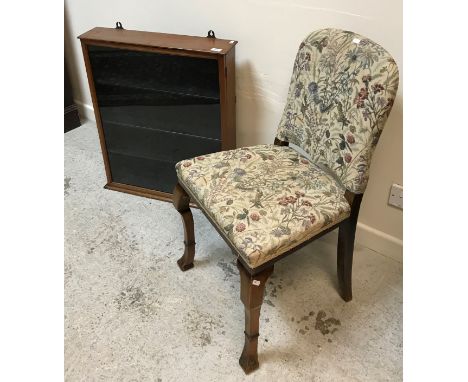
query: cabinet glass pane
[
  {"left": 103, "top": 121, "right": 221, "bottom": 163},
  {"left": 107, "top": 152, "right": 177, "bottom": 193},
  {"left": 88, "top": 45, "right": 221, "bottom": 138},
  {"left": 87, "top": 44, "right": 223, "bottom": 192}
]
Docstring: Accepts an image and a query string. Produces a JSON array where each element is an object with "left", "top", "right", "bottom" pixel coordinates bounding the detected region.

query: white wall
[{"left": 65, "top": 0, "right": 403, "bottom": 260}]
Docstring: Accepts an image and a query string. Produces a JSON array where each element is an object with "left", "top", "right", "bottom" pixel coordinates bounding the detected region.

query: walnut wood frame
[
  {"left": 78, "top": 27, "right": 237, "bottom": 202},
  {"left": 172, "top": 136, "right": 363, "bottom": 373}
]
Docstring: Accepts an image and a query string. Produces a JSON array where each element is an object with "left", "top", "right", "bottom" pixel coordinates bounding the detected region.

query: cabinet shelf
[
  {"left": 95, "top": 78, "right": 220, "bottom": 102},
  {"left": 102, "top": 120, "right": 221, "bottom": 170},
  {"left": 103, "top": 118, "right": 222, "bottom": 142},
  {"left": 100, "top": 103, "right": 221, "bottom": 140},
  {"left": 106, "top": 149, "right": 176, "bottom": 164}
]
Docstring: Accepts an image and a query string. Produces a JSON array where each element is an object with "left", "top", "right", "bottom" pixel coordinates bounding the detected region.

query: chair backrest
[{"left": 276, "top": 28, "right": 399, "bottom": 194}]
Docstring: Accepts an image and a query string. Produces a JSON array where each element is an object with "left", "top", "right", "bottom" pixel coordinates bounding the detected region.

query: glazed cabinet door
[{"left": 87, "top": 45, "right": 222, "bottom": 193}]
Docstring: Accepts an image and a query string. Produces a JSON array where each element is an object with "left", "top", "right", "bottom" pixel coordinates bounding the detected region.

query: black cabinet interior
[{"left": 87, "top": 45, "right": 221, "bottom": 192}]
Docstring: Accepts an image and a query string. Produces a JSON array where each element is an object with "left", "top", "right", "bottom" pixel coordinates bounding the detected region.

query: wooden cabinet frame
[{"left": 79, "top": 27, "right": 237, "bottom": 202}]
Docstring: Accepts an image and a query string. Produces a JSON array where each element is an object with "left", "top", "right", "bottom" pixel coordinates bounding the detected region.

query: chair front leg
[
  {"left": 236, "top": 260, "right": 274, "bottom": 374},
  {"left": 173, "top": 182, "right": 195, "bottom": 271}
]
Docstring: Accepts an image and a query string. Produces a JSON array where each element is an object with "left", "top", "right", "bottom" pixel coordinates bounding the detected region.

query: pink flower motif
[
  {"left": 182, "top": 162, "right": 192, "bottom": 167},
  {"left": 309, "top": 214, "right": 316, "bottom": 224},
  {"left": 287, "top": 196, "right": 297, "bottom": 204},
  {"left": 235, "top": 223, "right": 246, "bottom": 232},
  {"left": 372, "top": 83, "right": 385, "bottom": 93},
  {"left": 250, "top": 212, "right": 260, "bottom": 221},
  {"left": 301, "top": 159, "right": 309, "bottom": 164},
  {"left": 295, "top": 191, "right": 305, "bottom": 197},
  {"left": 354, "top": 87, "right": 369, "bottom": 108},
  {"left": 196, "top": 156, "right": 205, "bottom": 160},
  {"left": 346, "top": 134, "right": 355, "bottom": 144},
  {"left": 344, "top": 153, "right": 352, "bottom": 163},
  {"left": 278, "top": 196, "right": 289, "bottom": 206},
  {"left": 278, "top": 196, "right": 297, "bottom": 205}
]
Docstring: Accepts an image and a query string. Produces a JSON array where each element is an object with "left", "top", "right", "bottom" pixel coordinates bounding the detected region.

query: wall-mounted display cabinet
[{"left": 79, "top": 26, "right": 237, "bottom": 202}]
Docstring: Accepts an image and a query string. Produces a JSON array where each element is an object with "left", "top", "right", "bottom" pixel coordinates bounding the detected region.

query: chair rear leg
[
  {"left": 337, "top": 193, "right": 362, "bottom": 302},
  {"left": 173, "top": 182, "right": 195, "bottom": 271},
  {"left": 337, "top": 218, "right": 357, "bottom": 302},
  {"left": 237, "top": 260, "right": 274, "bottom": 374}
]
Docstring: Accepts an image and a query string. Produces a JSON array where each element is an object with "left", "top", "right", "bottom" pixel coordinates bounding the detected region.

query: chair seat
[{"left": 176, "top": 144, "right": 351, "bottom": 269}]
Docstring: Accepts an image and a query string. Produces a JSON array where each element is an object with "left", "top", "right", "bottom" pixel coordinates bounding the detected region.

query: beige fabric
[
  {"left": 276, "top": 28, "right": 399, "bottom": 193},
  {"left": 176, "top": 145, "right": 350, "bottom": 268}
]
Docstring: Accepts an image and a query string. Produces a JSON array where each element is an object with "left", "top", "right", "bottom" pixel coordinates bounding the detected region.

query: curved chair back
[{"left": 277, "top": 28, "right": 399, "bottom": 193}]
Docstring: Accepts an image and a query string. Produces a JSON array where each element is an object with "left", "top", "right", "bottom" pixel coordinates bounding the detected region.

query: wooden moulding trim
[
  {"left": 81, "top": 40, "right": 220, "bottom": 60},
  {"left": 177, "top": 179, "right": 349, "bottom": 276},
  {"left": 105, "top": 182, "right": 173, "bottom": 202},
  {"left": 218, "top": 55, "right": 228, "bottom": 150},
  {"left": 105, "top": 182, "right": 198, "bottom": 207},
  {"left": 224, "top": 48, "right": 237, "bottom": 149},
  {"left": 78, "top": 27, "right": 237, "bottom": 56},
  {"left": 80, "top": 42, "right": 113, "bottom": 184},
  {"left": 217, "top": 47, "right": 237, "bottom": 151}
]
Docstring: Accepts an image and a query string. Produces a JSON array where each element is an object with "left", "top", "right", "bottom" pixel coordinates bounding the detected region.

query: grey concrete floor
[{"left": 65, "top": 122, "right": 402, "bottom": 381}]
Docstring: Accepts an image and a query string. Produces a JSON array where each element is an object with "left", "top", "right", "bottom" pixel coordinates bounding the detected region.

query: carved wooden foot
[
  {"left": 237, "top": 260, "right": 274, "bottom": 374},
  {"left": 173, "top": 182, "right": 195, "bottom": 271}
]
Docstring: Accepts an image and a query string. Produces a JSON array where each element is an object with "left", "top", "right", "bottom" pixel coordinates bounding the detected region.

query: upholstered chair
[{"left": 172, "top": 28, "right": 399, "bottom": 373}]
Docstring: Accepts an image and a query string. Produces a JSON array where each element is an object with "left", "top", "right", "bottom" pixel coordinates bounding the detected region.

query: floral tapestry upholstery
[
  {"left": 176, "top": 145, "right": 351, "bottom": 268},
  {"left": 276, "top": 28, "right": 399, "bottom": 193}
]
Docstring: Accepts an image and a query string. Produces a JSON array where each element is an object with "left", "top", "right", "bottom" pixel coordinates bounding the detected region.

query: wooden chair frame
[{"left": 172, "top": 137, "right": 363, "bottom": 374}]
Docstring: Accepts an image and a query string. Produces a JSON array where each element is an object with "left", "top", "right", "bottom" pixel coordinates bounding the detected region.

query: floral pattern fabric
[
  {"left": 277, "top": 28, "right": 399, "bottom": 193},
  {"left": 176, "top": 145, "right": 350, "bottom": 268}
]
